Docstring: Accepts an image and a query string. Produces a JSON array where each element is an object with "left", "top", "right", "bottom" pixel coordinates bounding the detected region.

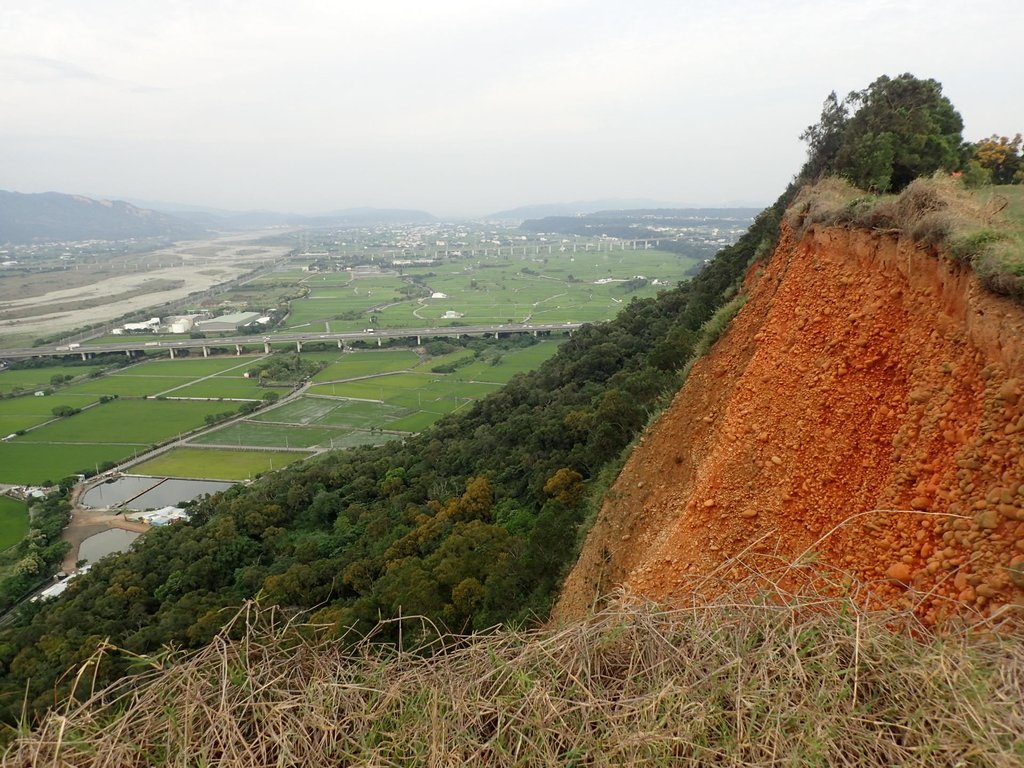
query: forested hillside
[{"left": 0, "top": 202, "right": 785, "bottom": 724}]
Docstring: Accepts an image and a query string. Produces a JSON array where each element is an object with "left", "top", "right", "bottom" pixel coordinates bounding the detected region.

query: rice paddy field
[
  {"left": 0, "top": 496, "right": 29, "bottom": 551},
  {"left": 0, "top": 442, "right": 142, "bottom": 485},
  {"left": 0, "top": 339, "right": 562, "bottom": 487},
  {"left": 131, "top": 447, "right": 310, "bottom": 481},
  {"left": 0, "top": 246, "right": 681, "bottom": 486},
  {"left": 0, "top": 364, "right": 108, "bottom": 395},
  {"left": 274, "top": 248, "right": 696, "bottom": 333},
  {"left": 23, "top": 400, "right": 232, "bottom": 444},
  {"left": 0, "top": 232, "right": 709, "bottom": 563}
]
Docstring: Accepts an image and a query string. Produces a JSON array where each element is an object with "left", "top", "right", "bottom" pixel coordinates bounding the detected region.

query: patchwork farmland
[
  {"left": 0, "top": 340, "right": 561, "bottom": 484},
  {"left": 0, "top": 235, "right": 715, "bottom": 486}
]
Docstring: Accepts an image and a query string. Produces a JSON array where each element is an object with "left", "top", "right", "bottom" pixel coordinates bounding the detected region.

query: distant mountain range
[
  {"left": 0, "top": 191, "right": 440, "bottom": 244},
  {"left": 0, "top": 191, "right": 208, "bottom": 244},
  {"left": 0, "top": 189, "right": 759, "bottom": 245},
  {"left": 165, "top": 206, "right": 438, "bottom": 230}
]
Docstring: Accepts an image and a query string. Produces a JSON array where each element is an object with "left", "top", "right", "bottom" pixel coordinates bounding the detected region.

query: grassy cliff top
[{"left": 786, "top": 177, "right": 1024, "bottom": 302}]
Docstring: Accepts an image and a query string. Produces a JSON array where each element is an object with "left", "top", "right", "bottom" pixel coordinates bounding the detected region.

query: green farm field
[
  {"left": 2, "top": 306, "right": 564, "bottom": 480},
  {"left": 62, "top": 375, "right": 195, "bottom": 398},
  {"left": 18, "top": 400, "right": 233, "bottom": 445},
  {"left": 252, "top": 396, "right": 411, "bottom": 429},
  {"left": 285, "top": 275, "right": 406, "bottom": 330},
  {"left": 0, "top": 365, "right": 108, "bottom": 395},
  {"left": 118, "top": 357, "right": 262, "bottom": 377},
  {"left": 192, "top": 421, "right": 392, "bottom": 449},
  {"left": 0, "top": 443, "right": 138, "bottom": 485},
  {"left": 0, "top": 496, "right": 29, "bottom": 551},
  {"left": 453, "top": 342, "right": 561, "bottom": 380},
  {"left": 131, "top": 448, "right": 310, "bottom": 480},
  {"left": 311, "top": 350, "right": 420, "bottom": 382},
  {"left": 276, "top": 249, "right": 694, "bottom": 333},
  {"left": 166, "top": 377, "right": 280, "bottom": 400},
  {"left": 0, "top": 393, "right": 101, "bottom": 435}
]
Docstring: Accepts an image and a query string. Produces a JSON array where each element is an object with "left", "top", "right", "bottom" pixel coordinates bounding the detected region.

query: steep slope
[{"left": 557, "top": 222, "right": 1024, "bottom": 625}]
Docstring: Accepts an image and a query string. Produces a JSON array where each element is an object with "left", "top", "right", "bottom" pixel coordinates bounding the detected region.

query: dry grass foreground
[{"left": 6, "top": 572, "right": 1023, "bottom": 767}]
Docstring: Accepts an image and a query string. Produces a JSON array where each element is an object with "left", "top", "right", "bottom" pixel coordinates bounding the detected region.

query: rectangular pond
[{"left": 81, "top": 476, "right": 235, "bottom": 510}]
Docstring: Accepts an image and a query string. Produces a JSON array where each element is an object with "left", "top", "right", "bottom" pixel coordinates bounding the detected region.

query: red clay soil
[{"left": 555, "top": 224, "right": 1024, "bottom": 625}]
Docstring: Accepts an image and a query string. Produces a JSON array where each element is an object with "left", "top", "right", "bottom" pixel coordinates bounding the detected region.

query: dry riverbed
[{"left": 0, "top": 231, "right": 291, "bottom": 343}]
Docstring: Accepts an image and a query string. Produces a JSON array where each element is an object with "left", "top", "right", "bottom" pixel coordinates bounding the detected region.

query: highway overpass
[{"left": 0, "top": 323, "right": 585, "bottom": 361}]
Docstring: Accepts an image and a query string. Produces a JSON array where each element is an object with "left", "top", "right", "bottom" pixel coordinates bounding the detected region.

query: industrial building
[{"left": 194, "top": 312, "right": 262, "bottom": 333}]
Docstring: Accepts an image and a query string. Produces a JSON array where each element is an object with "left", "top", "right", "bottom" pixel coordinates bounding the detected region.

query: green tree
[
  {"left": 801, "top": 73, "right": 964, "bottom": 193},
  {"left": 837, "top": 74, "right": 963, "bottom": 192},
  {"left": 973, "top": 134, "right": 1023, "bottom": 184},
  {"left": 799, "top": 91, "right": 849, "bottom": 180}
]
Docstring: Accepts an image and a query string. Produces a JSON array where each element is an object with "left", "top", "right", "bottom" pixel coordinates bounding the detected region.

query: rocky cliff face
[{"left": 556, "top": 224, "right": 1024, "bottom": 625}]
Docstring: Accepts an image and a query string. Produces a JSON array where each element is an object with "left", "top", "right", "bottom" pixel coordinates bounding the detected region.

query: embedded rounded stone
[{"left": 886, "top": 563, "right": 912, "bottom": 584}]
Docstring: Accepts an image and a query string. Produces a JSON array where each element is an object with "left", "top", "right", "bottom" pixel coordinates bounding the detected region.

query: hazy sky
[{"left": 3, "top": 1, "right": 1022, "bottom": 217}]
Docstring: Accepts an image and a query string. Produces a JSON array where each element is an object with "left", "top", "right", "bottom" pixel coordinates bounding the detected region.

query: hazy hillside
[
  {"left": 0, "top": 191, "right": 207, "bottom": 243},
  {"left": 169, "top": 206, "right": 438, "bottom": 230},
  {"left": 488, "top": 198, "right": 684, "bottom": 221}
]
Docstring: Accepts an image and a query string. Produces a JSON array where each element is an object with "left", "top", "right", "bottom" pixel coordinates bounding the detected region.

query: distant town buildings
[{"left": 110, "top": 311, "right": 267, "bottom": 336}]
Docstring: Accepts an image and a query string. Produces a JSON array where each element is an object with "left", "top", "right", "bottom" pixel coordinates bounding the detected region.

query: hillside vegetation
[
  {"left": 0, "top": 199, "right": 786, "bottom": 726},
  {"left": 787, "top": 176, "right": 1024, "bottom": 301}
]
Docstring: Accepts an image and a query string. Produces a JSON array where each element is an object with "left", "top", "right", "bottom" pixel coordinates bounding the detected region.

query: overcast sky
[{"left": 2, "top": 1, "right": 1022, "bottom": 217}]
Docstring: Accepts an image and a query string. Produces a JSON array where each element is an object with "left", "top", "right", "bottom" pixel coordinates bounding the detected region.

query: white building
[
  {"left": 128, "top": 506, "right": 191, "bottom": 526},
  {"left": 123, "top": 317, "right": 161, "bottom": 332},
  {"left": 195, "top": 312, "right": 261, "bottom": 333}
]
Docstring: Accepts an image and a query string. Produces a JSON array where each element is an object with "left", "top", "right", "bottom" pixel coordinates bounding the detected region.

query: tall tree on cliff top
[{"left": 801, "top": 73, "right": 964, "bottom": 193}]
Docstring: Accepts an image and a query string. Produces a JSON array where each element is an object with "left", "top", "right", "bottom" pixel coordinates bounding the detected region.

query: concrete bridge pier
[
  {"left": 202, "top": 346, "right": 210, "bottom": 357},
  {"left": 235, "top": 345, "right": 242, "bottom": 355},
  {"left": 81, "top": 352, "right": 89, "bottom": 361},
  {"left": 377, "top": 337, "right": 382, "bottom": 347},
  {"left": 125, "top": 349, "right": 133, "bottom": 358},
  {"left": 295, "top": 340, "right": 303, "bottom": 353},
  {"left": 337, "top": 339, "right": 344, "bottom": 349},
  {"left": 264, "top": 342, "right": 271, "bottom": 354},
  {"left": 169, "top": 348, "right": 176, "bottom": 359},
  {"left": 494, "top": 332, "right": 499, "bottom": 339},
  {"left": 416, "top": 335, "right": 421, "bottom": 345}
]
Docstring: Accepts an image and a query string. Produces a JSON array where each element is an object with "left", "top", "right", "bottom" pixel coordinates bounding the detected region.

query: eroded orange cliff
[{"left": 556, "top": 224, "right": 1024, "bottom": 624}]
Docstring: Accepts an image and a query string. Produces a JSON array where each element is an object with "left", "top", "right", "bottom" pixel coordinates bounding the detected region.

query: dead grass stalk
[{"left": 4, "top": 576, "right": 1023, "bottom": 767}]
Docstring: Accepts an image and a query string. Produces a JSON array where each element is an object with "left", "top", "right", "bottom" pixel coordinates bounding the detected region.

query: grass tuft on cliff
[
  {"left": 786, "top": 177, "right": 1024, "bottom": 302},
  {"left": 6, "top": 592, "right": 1022, "bottom": 767}
]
